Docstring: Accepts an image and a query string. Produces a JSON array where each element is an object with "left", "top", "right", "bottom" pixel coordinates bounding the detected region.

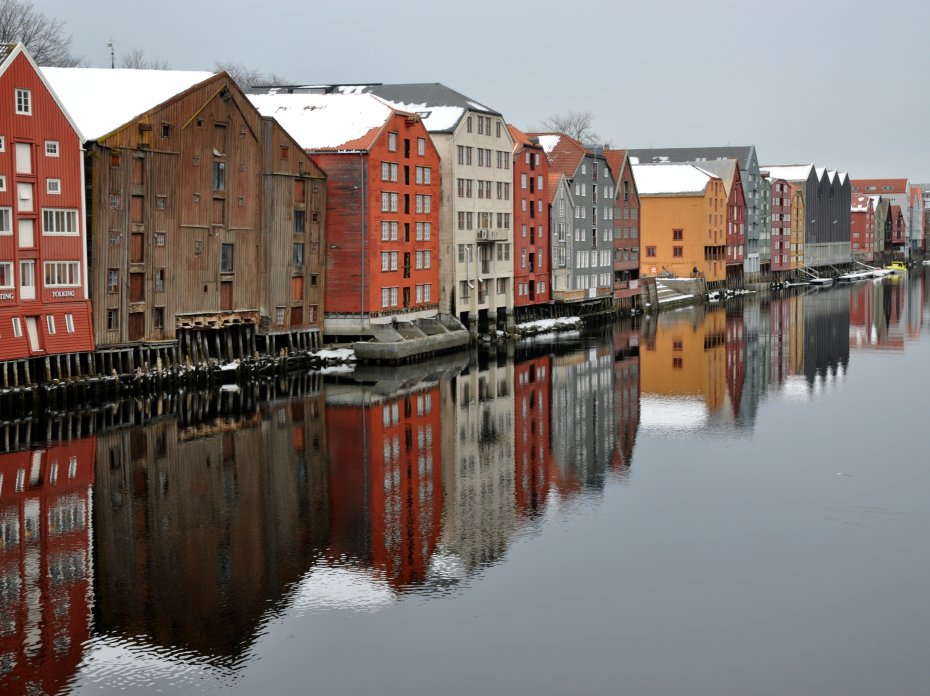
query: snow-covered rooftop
[
  {"left": 536, "top": 134, "right": 561, "bottom": 154},
  {"left": 248, "top": 93, "right": 393, "bottom": 150},
  {"left": 759, "top": 164, "right": 814, "bottom": 182},
  {"left": 632, "top": 163, "right": 713, "bottom": 195},
  {"left": 41, "top": 67, "right": 215, "bottom": 141},
  {"left": 379, "top": 100, "right": 464, "bottom": 132}
]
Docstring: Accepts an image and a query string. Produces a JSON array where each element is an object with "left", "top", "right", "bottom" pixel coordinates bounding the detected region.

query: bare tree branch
[
  {"left": 0, "top": 0, "right": 79, "bottom": 66},
  {"left": 214, "top": 61, "right": 286, "bottom": 90},
  {"left": 119, "top": 48, "right": 170, "bottom": 70},
  {"left": 535, "top": 110, "right": 600, "bottom": 144}
]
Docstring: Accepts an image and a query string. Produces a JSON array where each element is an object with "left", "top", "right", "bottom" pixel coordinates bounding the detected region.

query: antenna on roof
[{"left": 107, "top": 39, "right": 114, "bottom": 69}]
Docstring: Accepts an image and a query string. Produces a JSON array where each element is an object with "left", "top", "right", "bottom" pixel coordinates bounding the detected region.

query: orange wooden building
[{"left": 632, "top": 163, "right": 728, "bottom": 285}]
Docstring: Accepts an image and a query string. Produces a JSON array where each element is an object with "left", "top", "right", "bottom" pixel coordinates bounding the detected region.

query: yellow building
[
  {"left": 789, "top": 185, "right": 805, "bottom": 270},
  {"left": 632, "top": 163, "right": 728, "bottom": 284},
  {"left": 640, "top": 306, "right": 727, "bottom": 416}
]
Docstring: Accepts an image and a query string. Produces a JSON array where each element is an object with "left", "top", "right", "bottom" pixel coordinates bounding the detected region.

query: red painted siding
[
  {"left": 0, "top": 49, "right": 93, "bottom": 360},
  {"left": 611, "top": 157, "right": 640, "bottom": 299},
  {"left": 314, "top": 113, "right": 441, "bottom": 319},
  {"left": 770, "top": 178, "right": 792, "bottom": 271},
  {"left": 512, "top": 143, "right": 550, "bottom": 307}
]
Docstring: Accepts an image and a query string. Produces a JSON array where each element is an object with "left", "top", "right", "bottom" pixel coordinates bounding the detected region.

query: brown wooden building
[{"left": 42, "top": 69, "right": 326, "bottom": 361}]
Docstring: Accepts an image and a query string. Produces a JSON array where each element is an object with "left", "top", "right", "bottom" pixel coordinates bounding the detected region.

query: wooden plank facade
[
  {"left": 85, "top": 73, "right": 325, "bottom": 359},
  {"left": 0, "top": 44, "right": 94, "bottom": 363}
]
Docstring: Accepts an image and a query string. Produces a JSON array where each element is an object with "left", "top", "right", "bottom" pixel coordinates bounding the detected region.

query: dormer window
[{"left": 15, "top": 89, "right": 31, "bottom": 115}]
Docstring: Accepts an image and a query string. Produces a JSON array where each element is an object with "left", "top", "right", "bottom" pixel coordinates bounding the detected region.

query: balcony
[
  {"left": 480, "top": 259, "right": 491, "bottom": 275},
  {"left": 476, "top": 228, "right": 508, "bottom": 243}
]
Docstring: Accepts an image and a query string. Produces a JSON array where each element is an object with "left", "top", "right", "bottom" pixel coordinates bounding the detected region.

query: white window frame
[
  {"left": 43, "top": 261, "right": 81, "bottom": 287},
  {"left": 0, "top": 261, "right": 12, "bottom": 288},
  {"left": 15, "top": 88, "right": 31, "bottom": 115},
  {"left": 0, "top": 135, "right": 5, "bottom": 151},
  {"left": 0, "top": 207, "right": 11, "bottom": 235},
  {"left": 42, "top": 208, "right": 79, "bottom": 236},
  {"left": 12, "top": 317, "right": 22, "bottom": 337},
  {"left": 65, "top": 313, "right": 75, "bottom": 333},
  {"left": 0, "top": 175, "right": 6, "bottom": 192},
  {"left": 45, "top": 140, "right": 59, "bottom": 157},
  {"left": 47, "top": 178, "right": 61, "bottom": 195},
  {"left": 47, "top": 315, "right": 56, "bottom": 335}
]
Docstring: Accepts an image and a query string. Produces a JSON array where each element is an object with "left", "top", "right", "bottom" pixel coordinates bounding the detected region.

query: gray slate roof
[{"left": 628, "top": 146, "right": 755, "bottom": 171}]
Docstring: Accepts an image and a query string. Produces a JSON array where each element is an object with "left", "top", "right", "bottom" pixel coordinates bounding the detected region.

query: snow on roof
[
  {"left": 536, "top": 134, "right": 561, "bottom": 154},
  {"left": 41, "top": 67, "right": 215, "bottom": 141},
  {"left": 632, "top": 163, "right": 712, "bottom": 196},
  {"left": 248, "top": 93, "right": 392, "bottom": 150},
  {"left": 815, "top": 167, "right": 826, "bottom": 181},
  {"left": 851, "top": 194, "right": 873, "bottom": 212},
  {"left": 759, "top": 164, "right": 814, "bottom": 182},
  {"left": 380, "top": 100, "right": 463, "bottom": 132}
]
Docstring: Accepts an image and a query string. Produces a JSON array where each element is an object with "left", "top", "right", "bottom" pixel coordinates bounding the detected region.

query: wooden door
[
  {"left": 15, "top": 143, "right": 32, "bottom": 174},
  {"left": 19, "top": 260, "right": 35, "bottom": 299},
  {"left": 18, "top": 219, "right": 34, "bottom": 248},
  {"left": 220, "top": 281, "right": 232, "bottom": 311},
  {"left": 129, "top": 273, "right": 145, "bottom": 302},
  {"left": 128, "top": 312, "right": 144, "bottom": 341}
]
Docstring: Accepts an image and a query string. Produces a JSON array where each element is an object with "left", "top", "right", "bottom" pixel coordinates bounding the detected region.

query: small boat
[
  {"left": 922, "top": 259, "right": 930, "bottom": 266},
  {"left": 885, "top": 261, "right": 908, "bottom": 274},
  {"left": 810, "top": 277, "right": 834, "bottom": 286}
]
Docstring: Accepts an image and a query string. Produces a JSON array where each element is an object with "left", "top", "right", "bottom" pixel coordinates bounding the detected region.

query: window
[
  {"left": 0, "top": 207, "right": 11, "bottom": 235},
  {"left": 221, "top": 243, "right": 234, "bottom": 273},
  {"left": 646, "top": 246, "right": 656, "bottom": 257},
  {"left": 295, "top": 209, "right": 305, "bottom": 233},
  {"left": 44, "top": 261, "right": 80, "bottom": 286},
  {"left": 213, "top": 162, "right": 226, "bottom": 191},
  {"left": 0, "top": 135, "right": 4, "bottom": 151},
  {"left": 292, "top": 242, "right": 304, "bottom": 266},
  {"left": 12, "top": 317, "right": 22, "bottom": 337},
  {"left": 106, "top": 309, "right": 118, "bottom": 331},
  {"left": 0, "top": 262, "right": 11, "bottom": 288},
  {"left": 46, "top": 314, "right": 56, "bottom": 334},
  {"left": 155, "top": 232, "right": 166, "bottom": 247},
  {"left": 388, "top": 132, "right": 397, "bottom": 151},
  {"left": 47, "top": 178, "right": 61, "bottom": 194},
  {"left": 107, "top": 269, "right": 119, "bottom": 293},
  {"left": 417, "top": 137, "right": 426, "bottom": 155},
  {"left": 153, "top": 307, "right": 165, "bottom": 329},
  {"left": 466, "top": 116, "right": 472, "bottom": 133},
  {"left": 15, "top": 88, "right": 31, "bottom": 114},
  {"left": 673, "top": 246, "right": 683, "bottom": 257},
  {"left": 0, "top": 175, "right": 5, "bottom": 192},
  {"left": 65, "top": 313, "right": 75, "bottom": 333},
  {"left": 155, "top": 268, "right": 165, "bottom": 292}
]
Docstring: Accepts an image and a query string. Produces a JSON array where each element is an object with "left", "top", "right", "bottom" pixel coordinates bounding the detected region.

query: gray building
[
  {"left": 761, "top": 165, "right": 852, "bottom": 268},
  {"left": 531, "top": 134, "right": 614, "bottom": 303},
  {"left": 628, "top": 146, "right": 765, "bottom": 278}
]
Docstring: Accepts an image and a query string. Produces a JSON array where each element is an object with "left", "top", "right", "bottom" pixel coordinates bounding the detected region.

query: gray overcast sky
[{"left": 41, "top": 0, "right": 930, "bottom": 181}]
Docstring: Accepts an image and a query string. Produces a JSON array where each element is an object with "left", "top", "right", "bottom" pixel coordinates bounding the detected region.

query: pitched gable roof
[
  {"left": 1, "top": 43, "right": 83, "bottom": 143},
  {"left": 850, "top": 178, "right": 908, "bottom": 193},
  {"left": 632, "top": 163, "right": 714, "bottom": 196},
  {"left": 628, "top": 146, "right": 755, "bottom": 171},
  {"left": 507, "top": 123, "right": 539, "bottom": 154},
  {"left": 760, "top": 164, "right": 815, "bottom": 183},
  {"left": 686, "top": 158, "right": 738, "bottom": 197},
  {"left": 248, "top": 92, "right": 398, "bottom": 151},
  {"left": 546, "top": 172, "right": 571, "bottom": 206},
  {"left": 41, "top": 67, "right": 215, "bottom": 141},
  {"left": 526, "top": 132, "right": 587, "bottom": 179},
  {"left": 851, "top": 194, "right": 873, "bottom": 212},
  {"left": 602, "top": 149, "right": 628, "bottom": 182}
]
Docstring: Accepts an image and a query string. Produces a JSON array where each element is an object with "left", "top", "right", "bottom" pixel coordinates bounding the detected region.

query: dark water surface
[{"left": 3, "top": 271, "right": 930, "bottom": 695}]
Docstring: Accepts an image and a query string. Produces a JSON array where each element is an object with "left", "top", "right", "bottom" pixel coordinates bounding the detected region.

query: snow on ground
[
  {"left": 517, "top": 316, "right": 583, "bottom": 333},
  {"left": 659, "top": 293, "right": 694, "bottom": 303},
  {"left": 315, "top": 348, "right": 357, "bottom": 362}
]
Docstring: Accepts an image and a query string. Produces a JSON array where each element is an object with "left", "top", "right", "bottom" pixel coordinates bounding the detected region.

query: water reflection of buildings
[
  {"left": 93, "top": 385, "right": 329, "bottom": 661},
  {"left": 803, "top": 287, "right": 850, "bottom": 390},
  {"left": 440, "top": 352, "right": 516, "bottom": 571},
  {"left": 640, "top": 306, "right": 726, "bottom": 431},
  {"left": 612, "top": 324, "right": 641, "bottom": 475},
  {"left": 0, "top": 439, "right": 94, "bottom": 696},
  {"left": 551, "top": 344, "right": 618, "bottom": 489},
  {"left": 850, "top": 279, "right": 906, "bottom": 351},
  {"left": 324, "top": 372, "right": 443, "bottom": 589}
]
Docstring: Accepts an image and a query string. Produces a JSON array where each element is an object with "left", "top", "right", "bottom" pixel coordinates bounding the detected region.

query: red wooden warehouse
[
  {"left": 250, "top": 93, "right": 441, "bottom": 339},
  {"left": 603, "top": 150, "right": 641, "bottom": 308},
  {"left": 0, "top": 43, "right": 93, "bottom": 369},
  {"left": 508, "top": 125, "right": 550, "bottom": 318}
]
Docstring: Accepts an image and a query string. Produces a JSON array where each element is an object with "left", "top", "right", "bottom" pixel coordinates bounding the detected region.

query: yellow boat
[{"left": 885, "top": 261, "right": 908, "bottom": 274}]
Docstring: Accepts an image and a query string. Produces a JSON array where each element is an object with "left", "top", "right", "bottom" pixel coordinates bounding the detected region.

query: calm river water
[{"left": 3, "top": 270, "right": 930, "bottom": 695}]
